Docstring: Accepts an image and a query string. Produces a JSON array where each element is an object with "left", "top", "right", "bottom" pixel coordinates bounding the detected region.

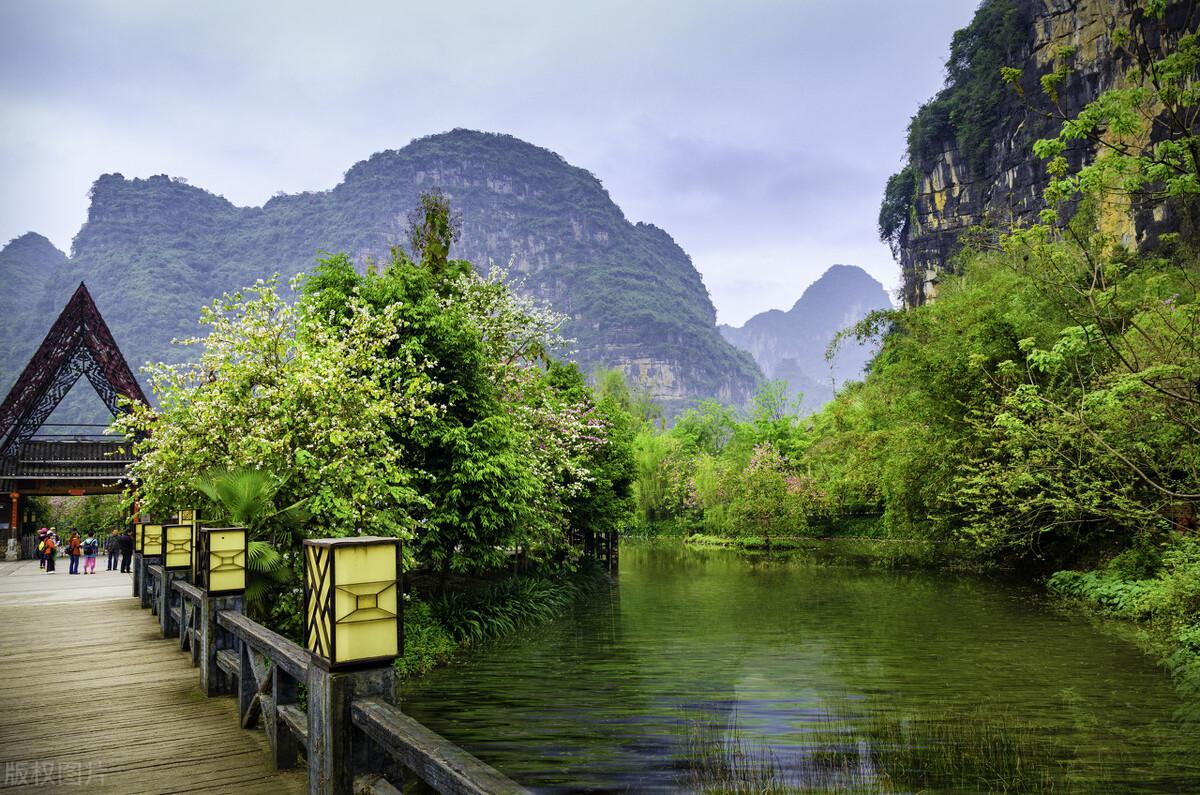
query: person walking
[
  {"left": 118, "top": 529, "right": 134, "bottom": 573},
  {"left": 67, "top": 531, "right": 82, "bottom": 575},
  {"left": 82, "top": 530, "right": 99, "bottom": 574},
  {"left": 37, "top": 528, "right": 49, "bottom": 569},
  {"left": 43, "top": 533, "right": 57, "bottom": 573},
  {"left": 105, "top": 529, "right": 120, "bottom": 571}
]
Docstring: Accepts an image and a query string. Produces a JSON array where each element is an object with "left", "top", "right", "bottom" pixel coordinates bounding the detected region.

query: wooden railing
[{"left": 137, "top": 553, "right": 529, "bottom": 795}]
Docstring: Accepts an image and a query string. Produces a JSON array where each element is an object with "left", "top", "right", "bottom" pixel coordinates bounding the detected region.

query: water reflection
[{"left": 402, "top": 543, "right": 1200, "bottom": 793}]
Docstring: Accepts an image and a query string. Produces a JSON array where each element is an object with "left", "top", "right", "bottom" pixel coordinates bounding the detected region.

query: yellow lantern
[
  {"left": 140, "top": 524, "right": 164, "bottom": 558},
  {"left": 162, "top": 524, "right": 193, "bottom": 570},
  {"left": 178, "top": 509, "right": 199, "bottom": 579},
  {"left": 134, "top": 522, "right": 144, "bottom": 553},
  {"left": 197, "top": 527, "right": 247, "bottom": 595},
  {"left": 304, "top": 537, "right": 401, "bottom": 670}
]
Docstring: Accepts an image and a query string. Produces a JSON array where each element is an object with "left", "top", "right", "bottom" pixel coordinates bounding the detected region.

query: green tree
[{"left": 193, "top": 467, "right": 304, "bottom": 628}]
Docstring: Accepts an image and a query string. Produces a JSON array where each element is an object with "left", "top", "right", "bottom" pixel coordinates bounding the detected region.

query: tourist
[
  {"left": 36, "top": 527, "right": 48, "bottom": 569},
  {"left": 105, "top": 529, "right": 120, "bottom": 571},
  {"left": 67, "top": 531, "right": 82, "bottom": 575},
  {"left": 82, "top": 530, "right": 99, "bottom": 574},
  {"left": 43, "top": 533, "right": 57, "bottom": 573},
  {"left": 118, "top": 529, "right": 134, "bottom": 573}
]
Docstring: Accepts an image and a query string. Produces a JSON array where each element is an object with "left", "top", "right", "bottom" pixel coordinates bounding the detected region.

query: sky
[{"left": 0, "top": 0, "right": 977, "bottom": 326}]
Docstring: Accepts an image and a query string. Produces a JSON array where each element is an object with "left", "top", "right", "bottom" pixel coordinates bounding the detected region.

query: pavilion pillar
[{"left": 5, "top": 492, "right": 19, "bottom": 561}]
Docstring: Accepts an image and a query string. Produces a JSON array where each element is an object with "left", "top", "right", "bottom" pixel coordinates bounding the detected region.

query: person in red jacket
[
  {"left": 43, "top": 534, "right": 57, "bottom": 573},
  {"left": 67, "top": 531, "right": 82, "bottom": 575}
]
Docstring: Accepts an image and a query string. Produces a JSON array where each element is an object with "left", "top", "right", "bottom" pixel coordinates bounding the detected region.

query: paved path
[{"left": 0, "top": 560, "right": 305, "bottom": 794}]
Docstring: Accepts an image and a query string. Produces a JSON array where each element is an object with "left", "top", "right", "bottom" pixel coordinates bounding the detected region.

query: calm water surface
[{"left": 401, "top": 543, "right": 1199, "bottom": 793}]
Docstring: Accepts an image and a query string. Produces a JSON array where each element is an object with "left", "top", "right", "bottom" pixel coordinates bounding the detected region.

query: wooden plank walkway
[{"left": 0, "top": 560, "right": 306, "bottom": 794}]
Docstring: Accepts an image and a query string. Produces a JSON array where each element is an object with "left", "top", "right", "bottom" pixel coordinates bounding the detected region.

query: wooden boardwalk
[{"left": 0, "top": 560, "right": 305, "bottom": 794}]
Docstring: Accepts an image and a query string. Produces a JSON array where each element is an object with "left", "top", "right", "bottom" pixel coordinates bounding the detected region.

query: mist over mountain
[
  {"left": 720, "top": 264, "right": 892, "bottom": 413},
  {"left": 0, "top": 129, "right": 761, "bottom": 414}
]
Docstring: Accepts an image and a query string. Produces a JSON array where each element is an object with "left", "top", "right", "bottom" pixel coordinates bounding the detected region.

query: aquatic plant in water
[{"left": 678, "top": 703, "right": 1132, "bottom": 794}]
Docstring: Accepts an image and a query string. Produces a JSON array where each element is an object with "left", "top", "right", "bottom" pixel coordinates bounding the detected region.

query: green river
[{"left": 401, "top": 543, "right": 1200, "bottom": 793}]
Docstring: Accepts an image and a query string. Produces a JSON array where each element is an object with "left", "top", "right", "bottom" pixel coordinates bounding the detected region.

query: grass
[
  {"left": 679, "top": 704, "right": 1125, "bottom": 794},
  {"left": 396, "top": 559, "right": 611, "bottom": 679}
]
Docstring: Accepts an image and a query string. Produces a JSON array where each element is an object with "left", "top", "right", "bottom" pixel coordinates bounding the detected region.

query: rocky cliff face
[
  {"left": 720, "top": 265, "right": 892, "bottom": 413},
  {"left": 2, "top": 130, "right": 761, "bottom": 412},
  {"left": 897, "top": 0, "right": 1196, "bottom": 306}
]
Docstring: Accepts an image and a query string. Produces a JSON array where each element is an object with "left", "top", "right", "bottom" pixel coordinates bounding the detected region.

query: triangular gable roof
[{"left": 0, "top": 282, "right": 148, "bottom": 456}]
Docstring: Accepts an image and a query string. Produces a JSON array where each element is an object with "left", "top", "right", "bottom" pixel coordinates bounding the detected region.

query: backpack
[{"left": 83, "top": 537, "right": 98, "bottom": 554}]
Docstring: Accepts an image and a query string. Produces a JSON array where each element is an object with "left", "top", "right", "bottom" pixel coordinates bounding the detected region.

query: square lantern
[
  {"left": 304, "top": 537, "right": 401, "bottom": 670},
  {"left": 196, "top": 527, "right": 248, "bottom": 595},
  {"left": 178, "top": 509, "right": 199, "bottom": 579},
  {"left": 140, "top": 523, "right": 164, "bottom": 559},
  {"left": 134, "top": 521, "right": 144, "bottom": 553},
  {"left": 161, "top": 523, "right": 193, "bottom": 570}
]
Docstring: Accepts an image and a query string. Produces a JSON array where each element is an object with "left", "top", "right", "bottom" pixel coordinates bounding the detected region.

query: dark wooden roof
[
  {"left": 0, "top": 282, "right": 148, "bottom": 459},
  {"left": 0, "top": 439, "right": 135, "bottom": 495}
]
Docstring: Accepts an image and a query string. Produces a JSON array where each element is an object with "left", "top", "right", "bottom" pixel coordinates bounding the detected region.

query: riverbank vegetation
[
  {"left": 634, "top": 16, "right": 1200, "bottom": 700},
  {"left": 112, "top": 191, "right": 635, "bottom": 673}
]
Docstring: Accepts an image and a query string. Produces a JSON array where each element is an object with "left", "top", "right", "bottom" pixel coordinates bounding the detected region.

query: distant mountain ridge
[
  {"left": 720, "top": 265, "right": 892, "bottom": 413},
  {"left": 0, "top": 129, "right": 760, "bottom": 414}
]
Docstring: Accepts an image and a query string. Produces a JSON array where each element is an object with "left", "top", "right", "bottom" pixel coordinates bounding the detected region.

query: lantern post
[
  {"left": 178, "top": 508, "right": 199, "bottom": 581},
  {"left": 156, "top": 522, "right": 194, "bottom": 636},
  {"left": 131, "top": 521, "right": 143, "bottom": 598},
  {"left": 196, "top": 526, "right": 248, "bottom": 696},
  {"left": 138, "top": 523, "right": 163, "bottom": 610},
  {"left": 303, "top": 536, "right": 402, "bottom": 795}
]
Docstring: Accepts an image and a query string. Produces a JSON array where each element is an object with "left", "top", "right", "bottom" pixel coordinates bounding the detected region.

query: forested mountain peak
[
  {"left": 1, "top": 231, "right": 67, "bottom": 270},
  {"left": 0, "top": 232, "right": 68, "bottom": 331},
  {"left": 2, "top": 130, "right": 760, "bottom": 412},
  {"left": 788, "top": 264, "right": 886, "bottom": 313},
  {"left": 720, "top": 265, "right": 891, "bottom": 413}
]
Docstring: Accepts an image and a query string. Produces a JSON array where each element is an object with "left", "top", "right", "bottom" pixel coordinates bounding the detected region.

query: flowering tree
[
  {"left": 118, "top": 194, "right": 636, "bottom": 585},
  {"left": 113, "top": 275, "right": 436, "bottom": 544}
]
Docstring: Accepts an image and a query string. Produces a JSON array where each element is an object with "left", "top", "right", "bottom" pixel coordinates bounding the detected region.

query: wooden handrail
[
  {"left": 173, "top": 579, "right": 204, "bottom": 603},
  {"left": 217, "top": 609, "right": 309, "bottom": 680},
  {"left": 134, "top": 546, "right": 531, "bottom": 794},
  {"left": 352, "top": 697, "right": 530, "bottom": 795}
]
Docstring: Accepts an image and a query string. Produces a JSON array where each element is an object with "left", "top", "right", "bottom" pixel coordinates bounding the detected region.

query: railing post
[
  {"left": 270, "top": 666, "right": 303, "bottom": 770},
  {"left": 307, "top": 665, "right": 396, "bottom": 795},
  {"left": 132, "top": 551, "right": 142, "bottom": 598},
  {"left": 179, "top": 591, "right": 193, "bottom": 656},
  {"left": 140, "top": 555, "right": 162, "bottom": 609},
  {"left": 159, "top": 570, "right": 185, "bottom": 637},
  {"left": 200, "top": 593, "right": 243, "bottom": 696}
]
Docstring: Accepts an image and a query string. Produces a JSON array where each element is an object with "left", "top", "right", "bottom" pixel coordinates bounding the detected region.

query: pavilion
[{"left": 0, "top": 283, "right": 147, "bottom": 559}]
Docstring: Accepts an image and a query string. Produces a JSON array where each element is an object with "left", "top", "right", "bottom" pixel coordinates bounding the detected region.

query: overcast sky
[{"left": 0, "top": 0, "right": 976, "bottom": 326}]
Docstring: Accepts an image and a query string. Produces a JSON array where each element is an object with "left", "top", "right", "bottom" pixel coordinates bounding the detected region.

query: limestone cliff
[
  {"left": 1, "top": 131, "right": 761, "bottom": 413},
  {"left": 892, "top": 0, "right": 1197, "bottom": 305}
]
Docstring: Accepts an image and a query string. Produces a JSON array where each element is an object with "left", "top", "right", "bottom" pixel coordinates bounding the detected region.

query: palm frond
[
  {"left": 273, "top": 498, "right": 311, "bottom": 529},
  {"left": 244, "top": 575, "right": 275, "bottom": 607},
  {"left": 247, "top": 540, "right": 285, "bottom": 574},
  {"left": 193, "top": 468, "right": 281, "bottom": 528}
]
